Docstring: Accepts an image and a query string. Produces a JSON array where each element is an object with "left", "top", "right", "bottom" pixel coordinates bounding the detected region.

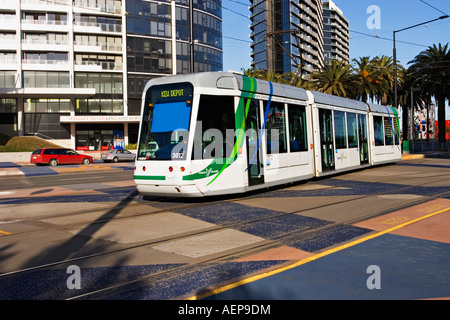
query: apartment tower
[
  {"left": 249, "top": 0, "right": 324, "bottom": 75},
  {"left": 0, "top": 0, "right": 222, "bottom": 150},
  {"left": 323, "top": 0, "right": 349, "bottom": 64}
]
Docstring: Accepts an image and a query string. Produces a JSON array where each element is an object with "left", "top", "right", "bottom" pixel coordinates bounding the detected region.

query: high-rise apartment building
[
  {"left": 0, "top": 0, "right": 222, "bottom": 150},
  {"left": 249, "top": 0, "right": 323, "bottom": 75},
  {"left": 323, "top": 0, "right": 349, "bottom": 64}
]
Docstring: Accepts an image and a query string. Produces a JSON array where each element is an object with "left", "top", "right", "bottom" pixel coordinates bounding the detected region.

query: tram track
[
  {"left": 70, "top": 183, "right": 450, "bottom": 300},
  {"left": 1, "top": 168, "right": 448, "bottom": 239},
  {"left": 0, "top": 166, "right": 448, "bottom": 299},
  {"left": 0, "top": 163, "right": 447, "bottom": 226}
]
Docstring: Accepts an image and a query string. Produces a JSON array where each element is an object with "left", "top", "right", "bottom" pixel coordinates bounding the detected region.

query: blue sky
[{"left": 222, "top": 0, "right": 450, "bottom": 72}]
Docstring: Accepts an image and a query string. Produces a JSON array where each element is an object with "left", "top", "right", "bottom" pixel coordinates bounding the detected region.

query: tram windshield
[{"left": 138, "top": 82, "right": 193, "bottom": 160}]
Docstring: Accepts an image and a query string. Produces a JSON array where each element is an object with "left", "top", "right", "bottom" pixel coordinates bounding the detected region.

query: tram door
[
  {"left": 319, "top": 109, "right": 335, "bottom": 172},
  {"left": 358, "top": 114, "right": 369, "bottom": 165},
  {"left": 246, "top": 99, "right": 264, "bottom": 186}
]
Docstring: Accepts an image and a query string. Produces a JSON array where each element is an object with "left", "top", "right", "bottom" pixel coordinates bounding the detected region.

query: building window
[
  {"left": 0, "top": 71, "right": 16, "bottom": 88},
  {"left": 0, "top": 98, "right": 17, "bottom": 113},
  {"left": 24, "top": 99, "right": 71, "bottom": 113},
  {"left": 127, "top": 37, "right": 172, "bottom": 74},
  {"left": 75, "top": 73, "right": 123, "bottom": 114},
  {"left": 23, "top": 71, "right": 70, "bottom": 88}
]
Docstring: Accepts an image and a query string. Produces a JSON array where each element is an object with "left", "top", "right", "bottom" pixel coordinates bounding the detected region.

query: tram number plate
[{"left": 172, "top": 152, "right": 185, "bottom": 159}]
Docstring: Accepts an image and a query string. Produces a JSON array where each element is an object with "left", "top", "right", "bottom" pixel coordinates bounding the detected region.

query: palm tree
[
  {"left": 257, "top": 70, "right": 284, "bottom": 83},
  {"left": 371, "top": 55, "right": 398, "bottom": 105},
  {"left": 240, "top": 67, "right": 263, "bottom": 78},
  {"left": 308, "top": 60, "right": 355, "bottom": 98},
  {"left": 351, "top": 57, "right": 382, "bottom": 103},
  {"left": 282, "top": 71, "right": 316, "bottom": 90},
  {"left": 408, "top": 43, "right": 450, "bottom": 150}
]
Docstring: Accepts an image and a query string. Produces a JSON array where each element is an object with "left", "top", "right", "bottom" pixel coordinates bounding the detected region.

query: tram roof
[
  {"left": 312, "top": 91, "right": 368, "bottom": 111},
  {"left": 367, "top": 103, "right": 396, "bottom": 115},
  {"left": 234, "top": 75, "right": 309, "bottom": 101}
]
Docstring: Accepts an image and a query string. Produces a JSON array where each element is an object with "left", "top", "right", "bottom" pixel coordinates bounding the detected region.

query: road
[
  {"left": 0, "top": 157, "right": 449, "bottom": 303},
  {"left": 0, "top": 163, "right": 134, "bottom": 190}
]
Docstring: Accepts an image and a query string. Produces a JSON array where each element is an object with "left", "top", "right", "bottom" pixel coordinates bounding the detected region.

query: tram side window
[
  {"left": 347, "top": 113, "right": 358, "bottom": 148},
  {"left": 384, "top": 117, "right": 394, "bottom": 145},
  {"left": 373, "top": 116, "right": 384, "bottom": 146},
  {"left": 288, "top": 104, "right": 308, "bottom": 152},
  {"left": 265, "top": 101, "right": 287, "bottom": 154},
  {"left": 334, "top": 111, "right": 347, "bottom": 149},
  {"left": 193, "top": 95, "right": 235, "bottom": 160}
]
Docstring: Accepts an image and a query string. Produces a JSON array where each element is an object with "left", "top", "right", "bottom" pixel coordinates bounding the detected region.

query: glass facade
[
  {"left": 250, "top": 0, "right": 323, "bottom": 74},
  {"left": 75, "top": 73, "right": 123, "bottom": 114},
  {"left": 126, "top": 0, "right": 223, "bottom": 122},
  {"left": 0, "top": 0, "right": 223, "bottom": 148}
]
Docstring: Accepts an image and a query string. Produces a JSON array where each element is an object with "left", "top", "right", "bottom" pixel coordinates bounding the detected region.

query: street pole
[
  {"left": 392, "top": 15, "right": 448, "bottom": 149},
  {"left": 393, "top": 14, "right": 449, "bottom": 108},
  {"left": 189, "top": 0, "right": 194, "bottom": 73}
]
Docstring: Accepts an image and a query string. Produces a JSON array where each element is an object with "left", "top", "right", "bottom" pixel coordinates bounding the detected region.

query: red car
[{"left": 30, "top": 148, "right": 94, "bottom": 166}]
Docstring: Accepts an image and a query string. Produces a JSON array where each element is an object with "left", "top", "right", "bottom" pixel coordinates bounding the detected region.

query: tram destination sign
[{"left": 150, "top": 82, "right": 193, "bottom": 104}]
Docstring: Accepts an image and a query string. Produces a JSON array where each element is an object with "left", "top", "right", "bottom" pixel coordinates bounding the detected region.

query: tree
[
  {"left": 240, "top": 67, "right": 262, "bottom": 78},
  {"left": 408, "top": 43, "right": 450, "bottom": 150},
  {"left": 282, "top": 71, "right": 316, "bottom": 90},
  {"left": 352, "top": 56, "right": 384, "bottom": 103},
  {"left": 308, "top": 60, "right": 355, "bottom": 98},
  {"left": 371, "top": 55, "right": 398, "bottom": 105}
]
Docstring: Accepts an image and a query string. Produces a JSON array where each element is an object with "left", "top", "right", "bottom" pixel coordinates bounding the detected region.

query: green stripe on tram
[
  {"left": 183, "top": 76, "right": 258, "bottom": 184},
  {"left": 134, "top": 175, "right": 166, "bottom": 181}
]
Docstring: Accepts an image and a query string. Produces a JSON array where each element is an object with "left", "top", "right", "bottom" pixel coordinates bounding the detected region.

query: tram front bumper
[{"left": 135, "top": 181, "right": 204, "bottom": 197}]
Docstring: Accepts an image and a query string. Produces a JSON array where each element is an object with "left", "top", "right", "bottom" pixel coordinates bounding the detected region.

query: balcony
[
  {"left": 0, "top": 57, "right": 17, "bottom": 70},
  {"left": 21, "top": 0, "right": 71, "bottom": 12},
  {"left": 0, "top": 38, "right": 16, "bottom": 51},
  {"left": 74, "top": 60, "right": 123, "bottom": 72},
  {"left": 74, "top": 41, "right": 122, "bottom": 54},
  {"left": 22, "top": 59, "right": 70, "bottom": 71},
  {"left": 73, "top": 21, "right": 122, "bottom": 34},
  {"left": 0, "top": 0, "right": 16, "bottom": 10},
  {"left": 0, "top": 16, "right": 17, "bottom": 30},
  {"left": 22, "top": 39, "right": 70, "bottom": 52},
  {"left": 21, "top": 19, "right": 69, "bottom": 32},
  {"left": 73, "top": 0, "right": 122, "bottom": 15}
]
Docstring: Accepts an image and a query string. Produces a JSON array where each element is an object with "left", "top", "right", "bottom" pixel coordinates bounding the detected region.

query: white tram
[{"left": 134, "top": 72, "right": 401, "bottom": 197}]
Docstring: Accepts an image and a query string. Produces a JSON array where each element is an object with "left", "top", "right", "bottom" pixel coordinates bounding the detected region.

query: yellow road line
[
  {"left": 0, "top": 230, "right": 12, "bottom": 236},
  {"left": 187, "top": 206, "right": 450, "bottom": 300}
]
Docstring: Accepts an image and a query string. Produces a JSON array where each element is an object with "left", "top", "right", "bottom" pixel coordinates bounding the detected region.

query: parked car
[
  {"left": 101, "top": 149, "right": 136, "bottom": 162},
  {"left": 30, "top": 148, "right": 94, "bottom": 166}
]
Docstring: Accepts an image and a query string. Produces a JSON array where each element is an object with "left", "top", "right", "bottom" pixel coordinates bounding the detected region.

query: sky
[{"left": 221, "top": 0, "right": 450, "bottom": 72}]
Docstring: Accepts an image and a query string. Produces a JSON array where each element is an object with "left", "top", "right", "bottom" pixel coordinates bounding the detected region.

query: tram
[{"left": 134, "top": 72, "right": 401, "bottom": 197}]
